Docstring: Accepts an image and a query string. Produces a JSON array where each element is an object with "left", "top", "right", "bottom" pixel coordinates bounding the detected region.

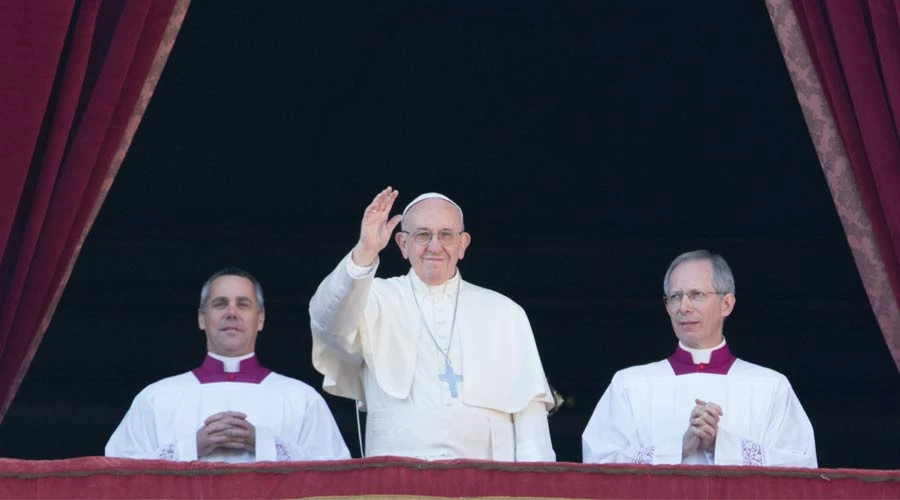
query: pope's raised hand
[{"left": 352, "top": 187, "right": 403, "bottom": 266}]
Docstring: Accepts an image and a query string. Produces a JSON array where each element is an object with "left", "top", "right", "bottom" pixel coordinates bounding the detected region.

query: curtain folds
[
  {"left": 766, "top": 0, "right": 900, "bottom": 372},
  {"left": 0, "top": 0, "right": 190, "bottom": 423}
]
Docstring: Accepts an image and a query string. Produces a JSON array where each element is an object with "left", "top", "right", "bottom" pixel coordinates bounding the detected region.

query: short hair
[
  {"left": 199, "top": 267, "right": 265, "bottom": 311},
  {"left": 663, "top": 250, "right": 735, "bottom": 296}
]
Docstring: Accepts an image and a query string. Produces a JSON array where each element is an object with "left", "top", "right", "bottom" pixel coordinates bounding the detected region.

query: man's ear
[
  {"left": 394, "top": 231, "right": 410, "bottom": 259},
  {"left": 457, "top": 232, "right": 471, "bottom": 260},
  {"left": 198, "top": 310, "right": 206, "bottom": 330},
  {"left": 257, "top": 310, "right": 265, "bottom": 331},
  {"left": 721, "top": 293, "right": 736, "bottom": 318}
]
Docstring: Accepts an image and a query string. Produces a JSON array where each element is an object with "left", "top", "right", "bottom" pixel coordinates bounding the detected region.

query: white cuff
[{"left": 346, "top": 254, "right": 377, "bottom": 279}]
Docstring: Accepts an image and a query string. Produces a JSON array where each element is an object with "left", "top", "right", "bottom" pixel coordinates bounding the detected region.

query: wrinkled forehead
[
  {"left": 669, "top": 259, "right": 715, "bottom": 289},
  {"left": 402, "top": 195, "right": 464, "bottom": 229}
]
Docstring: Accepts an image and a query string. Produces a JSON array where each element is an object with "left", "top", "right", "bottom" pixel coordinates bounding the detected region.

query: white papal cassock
[
  {"left": 105, "top": 354, "right": 350, "bottom": 462},
  {"left": 309, "top": 253, "right": 555, "bottom": 461},
  {"left": 582, "top": 342, "right": 817, "bottom": 467}
]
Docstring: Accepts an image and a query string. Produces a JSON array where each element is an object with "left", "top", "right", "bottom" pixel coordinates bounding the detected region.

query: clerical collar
[
  {"left": 192, "top": 353, "right": 271, "bottom": 384},
  {"left": 408, "top": 268, "right": 461, "bottom": 297},
  {"left": 209, "top": 351, "right": 254, "bottom": 372},
  {"left": 666, "top": 340, "right": 736, "bottom": 375}
]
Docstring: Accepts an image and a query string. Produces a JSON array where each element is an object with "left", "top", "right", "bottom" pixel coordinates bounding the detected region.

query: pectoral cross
[{"left": 438, "top": 362, "right": 463, "bottom": 398}]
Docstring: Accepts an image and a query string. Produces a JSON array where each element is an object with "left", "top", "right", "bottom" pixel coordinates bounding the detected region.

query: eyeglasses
[
  {"left": 663, "top": 290, "right": 725, "bottom": 309},
  {"left": 400, "top": 230, "right": 463, "bottom": 247}
]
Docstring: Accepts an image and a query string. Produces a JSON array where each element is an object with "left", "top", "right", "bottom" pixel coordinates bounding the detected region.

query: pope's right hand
[{"left": 352, "top": 187, "right": 403, "bottom": 266}]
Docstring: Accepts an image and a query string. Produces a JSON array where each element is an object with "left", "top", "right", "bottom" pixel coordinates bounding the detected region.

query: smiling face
[
  {"left": 198, "top": 275, "right": 265, "bottom": 356},
  {"left": 395, "top": 197, "right": 471, "bottom": 286},
  {"left": 666, "top": 259, "right": 735, "bottom": 349}
]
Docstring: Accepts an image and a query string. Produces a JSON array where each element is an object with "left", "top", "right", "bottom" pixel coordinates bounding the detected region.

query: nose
[
  {"left": 676, "top": 296, "right": 694, "bottom": 313},
  {"left": 425, "top": 235, "right": 443, "bottom": 252}
]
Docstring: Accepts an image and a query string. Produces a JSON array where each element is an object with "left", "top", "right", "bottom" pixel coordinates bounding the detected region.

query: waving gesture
[{"left": 352, "top": 187, "right": 403, "bottom": 266}]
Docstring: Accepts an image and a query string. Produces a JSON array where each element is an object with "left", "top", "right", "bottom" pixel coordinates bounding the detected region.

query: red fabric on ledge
[{"left": 0, "top": 456, "right": 897, "bottom": 499}]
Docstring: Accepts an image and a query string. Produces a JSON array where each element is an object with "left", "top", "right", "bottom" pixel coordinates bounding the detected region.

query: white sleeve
[
  {"left": 173, "top": 433, "right": 198, "bottom": 461},
  {"left": 346, "top": 255, "right": 376, "bottom": 279},
  {"left": 713, "top": 380, "right": 817, "bottom": 467},
  {"left": 105, "top": 389, "right": 197, "bottom": 461},
  {"left": 262, "top": 393, "right": 351, "bottom": 461},
  {"left": 309, "top": 252, "right": 378, "bottom": 364},
  {"left": 512, "top": 400, "right": 555, "bottom": 461},
  {"left": 253, "top": 427, "right": 278, "bottom": 461},
  {"left": 582, "top": 376, "right": 681, "bottom": 465}
]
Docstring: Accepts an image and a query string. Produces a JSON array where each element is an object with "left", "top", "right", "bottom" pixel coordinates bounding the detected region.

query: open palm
[{"left": 353, "top": 187, "right": 402, "bottom": 266}]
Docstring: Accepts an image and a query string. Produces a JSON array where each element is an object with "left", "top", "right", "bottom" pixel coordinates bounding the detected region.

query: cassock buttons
[
  {"left": 698, "top": 364, "right": 706, "bottom": 371},
  {"left": 227, "top": 374, "right": 236, "bottom": 381}
]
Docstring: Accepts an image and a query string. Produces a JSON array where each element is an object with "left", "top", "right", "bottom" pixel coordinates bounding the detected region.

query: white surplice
[
  {"left": 309, "top": 253, "right": 555, "bottom": 461},
  {"left": 582, "top": 345, "right": 817, "bottom": 467},
  {"left": 105, "top": 355, "right": 350, "bottom": 463}
]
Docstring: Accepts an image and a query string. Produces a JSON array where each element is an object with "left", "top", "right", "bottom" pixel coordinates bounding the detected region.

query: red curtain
[
  {"left": 0, "top": 0, "right": 189, "bottom": 423},
  {"left": 767, "top": 0, "right": 900, "bottom": 371}
]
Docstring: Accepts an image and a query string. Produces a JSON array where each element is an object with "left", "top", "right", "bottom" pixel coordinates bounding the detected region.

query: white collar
[
  {"left": 208, "top": 351, "right": 255, "bottom": 373},
  {"left": 678, "top": 338, "right": 726, "bottom": 364},
  {"left": 408, "top": 268, "right": 462, "bottom": 297}
]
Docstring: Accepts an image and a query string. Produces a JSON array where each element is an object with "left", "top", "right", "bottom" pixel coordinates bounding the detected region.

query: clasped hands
[
  {"left": 196, "top": 411, "right": 256, "bottom": 458},
  {"left": 682, "top": 398, "right": 723, "bottom": 461}
]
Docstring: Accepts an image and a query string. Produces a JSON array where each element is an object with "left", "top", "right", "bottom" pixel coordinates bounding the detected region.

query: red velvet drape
[
  {"left": 0, "top": 0, "right": 189, "bottom": 423},
  {"left": 769, "top": 0, "right": 900, "bottom": 371}
]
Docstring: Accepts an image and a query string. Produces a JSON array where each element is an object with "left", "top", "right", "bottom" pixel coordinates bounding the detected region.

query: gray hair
[
  {"left": 663, "top": 250, "right": 735, "bottom": 296},
  {"left": 199, "top": 267, "right": 265, "bottom": 311}
]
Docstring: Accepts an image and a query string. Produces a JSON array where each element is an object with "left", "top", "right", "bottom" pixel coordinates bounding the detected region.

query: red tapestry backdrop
[
  {"left": 0, "top": 0, "right": 189, "bottom": 424},
  {"left": 767, "top": 0, "right": 900, "bottom": 372}
]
